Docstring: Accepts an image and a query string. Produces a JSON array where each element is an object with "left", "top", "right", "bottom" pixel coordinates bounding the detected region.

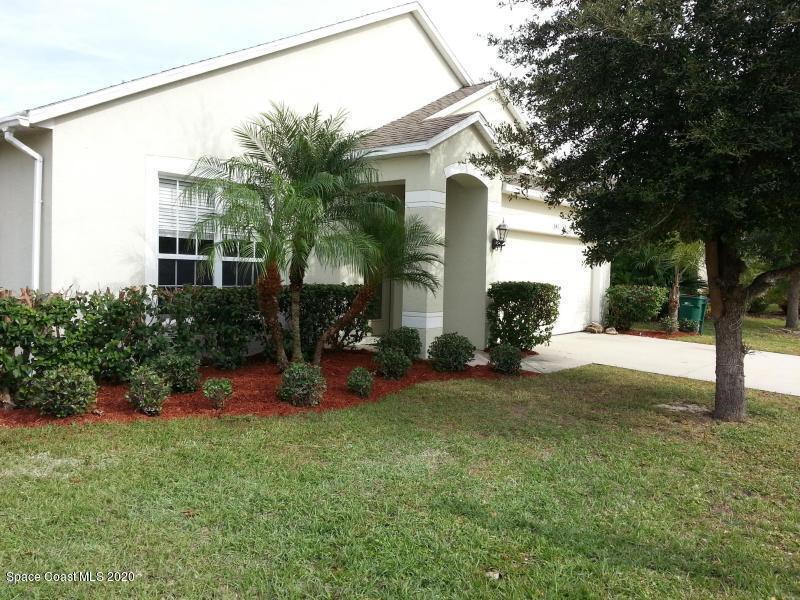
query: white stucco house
[{"left": 0, "top": 3, "right": 609, "bottom": 350}]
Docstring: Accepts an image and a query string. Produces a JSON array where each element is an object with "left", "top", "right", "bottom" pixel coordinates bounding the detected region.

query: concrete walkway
[{"left": 480, "top": 332, "right": 799, "bottom": 396}]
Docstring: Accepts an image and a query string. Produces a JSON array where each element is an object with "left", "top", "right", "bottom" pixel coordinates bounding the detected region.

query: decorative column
[{"left": 401, "top": 189, "right": 446, "bottom": 356}]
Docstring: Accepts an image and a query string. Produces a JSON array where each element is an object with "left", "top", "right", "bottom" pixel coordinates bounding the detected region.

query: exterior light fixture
[{"left": 491, "top": 220, "right": 509, "bottom": 251}]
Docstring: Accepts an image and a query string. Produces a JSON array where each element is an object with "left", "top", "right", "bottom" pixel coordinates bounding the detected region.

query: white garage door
[{"left": 497, "top": 232, "right": 593, "bottom": 334}]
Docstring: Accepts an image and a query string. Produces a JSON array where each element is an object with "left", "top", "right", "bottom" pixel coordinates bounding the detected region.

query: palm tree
[
  {"left": 189, "top": 105, "right": 387, "bottom": 365},
  {"left": 666, "top": 241, "right": 705, "bottom": 321},
  {"left": 312, "top": 195, "right": 444, "bottom": 365}
]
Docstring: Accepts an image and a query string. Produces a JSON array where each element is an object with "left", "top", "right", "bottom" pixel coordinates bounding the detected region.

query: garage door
[{"left": 497, "top": 232, "right": 593, "bottom": 334}]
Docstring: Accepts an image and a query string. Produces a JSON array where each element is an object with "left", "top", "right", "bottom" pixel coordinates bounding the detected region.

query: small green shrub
[
  {"left": 747, "top": 296, "right": 769, "bottom": 315},
  {"left": 203, "top": 378, "right": 233, "bottom": 409},
  {"left": 147, "top": 352, "right": 200, "bottom": 393},
  {"left": 21, "top": 366, "right": 97, "bottom": 418},
  {"left": 278, "top": 362, "right": 326, "bottom": 407},
  {"left": 376, "top": 326, "right": 422, "bottom": 360},
  {"left": 127, "top": 365, "right": 170, "bottom": 416},
  {"left": 374, "top": 347, "right": 412, "bottom": 380},
  {"left": 428, "top": 332, "right": 476, "bottom": 372},
  {"left": 346, "top": 367, "right": 374, "bottom": 398},
  {"left": 489, "top": 344, "right": 522, "bottom": 375},
  {"left": 605, "top": 285, "right": 668, "bottom": 330},
  {"left": 679, "top": 319, "right": 700, "bottom": 333},
  {"left": 486, "top": 281, "right": 561, "bottom": 350},
  {"left": 659, "top": 316, "right": 679, "bottom": 333}
]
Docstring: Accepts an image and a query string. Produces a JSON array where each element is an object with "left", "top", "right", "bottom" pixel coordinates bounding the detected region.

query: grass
[
  {"left": 0, "top": 366, "right": 798, "bottom": 599},
  {"left": 635, "top": 315, "right": 800, "bottom": 355}
]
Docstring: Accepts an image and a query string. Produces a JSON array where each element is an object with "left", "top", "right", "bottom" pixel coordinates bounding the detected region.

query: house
[{"left": 0, "top": 2, "right": 609, "bottom": 351}]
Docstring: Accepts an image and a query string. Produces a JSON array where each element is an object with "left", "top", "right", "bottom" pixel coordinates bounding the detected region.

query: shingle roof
[{"left": 362, "top": 82, "right": 493, "bottom": 149}]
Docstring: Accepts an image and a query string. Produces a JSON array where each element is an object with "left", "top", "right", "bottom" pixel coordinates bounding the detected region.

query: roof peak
[{"left": 1, "top": 2, "right": 472, "bottom": 127}]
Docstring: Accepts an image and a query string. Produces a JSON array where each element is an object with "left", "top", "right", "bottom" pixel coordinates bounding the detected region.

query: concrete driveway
[{"left": 517, "top": 332, "right": 800, "bottom": 396}]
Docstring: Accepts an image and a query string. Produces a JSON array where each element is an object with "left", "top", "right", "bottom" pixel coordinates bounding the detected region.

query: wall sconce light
[{"left": 491, "top": 220, "right": 509, "bottom": 251}]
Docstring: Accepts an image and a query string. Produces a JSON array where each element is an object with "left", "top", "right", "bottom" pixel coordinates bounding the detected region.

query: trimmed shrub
[
  {"left": 428, "top": 332, "right": 476, "bottom": 372},
  {"left": 346, "top": 367, "right": 374, "bottom": 398},
  {"left": 376, "top": 326, "right": 421, "bottom": 360},
  {"left": 127, "top": 365, "right": 170, "bottom": 416},
  {"left": 486, "top": 281, "right": 560, "bottom": 350},
  {"left": 146, "top": 352, "right": 200, "bottom": 393},
  {"left": 203, "top": 378, "right": 233, "bottom": 409},
  {"left": 679, "top": 319, "right": 700, "bottom": 333},
  {"left": 21, "top": 366, "right": 97, "bottom": 418},
  {"left": 374, "top": 347, "right": 412, "bottom": 380},
  {"left": 659, "top": 316, "right": 679, "bottom": 333},
  {"left": 278, "top": 362, "right": 326, "bottom": 407},
  {"left": 605, "top": 285, "right": 668, "bottom": 330},
  {"left": 489, "top": 344, "right": 522, "bottom": 375}
]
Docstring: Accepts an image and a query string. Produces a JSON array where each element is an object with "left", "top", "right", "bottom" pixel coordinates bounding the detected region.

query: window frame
[{"left": 145, "top": 156, "right": 261, "bottom": 289}]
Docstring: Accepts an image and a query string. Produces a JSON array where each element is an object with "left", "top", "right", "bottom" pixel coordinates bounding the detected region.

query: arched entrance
[{"left": 442, "top": 172, "right": 489, "bottom": 348}]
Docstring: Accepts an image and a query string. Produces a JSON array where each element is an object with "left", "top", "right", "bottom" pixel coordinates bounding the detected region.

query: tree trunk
[
  {"left": 668, "top": 266, "right": 681, "bottom": 321},
  {"left": 712, "top": 295, "right": 747, "bottom": 421},
  {"left": 312, "top": 283, "right": 376, "bottom": 366},
  {"left": 289, "top": 272, "right": 303, "bottom": 363},
  {"left": 786, "top": 270, "right": 800, "bottom": 330},
  {"left": 705, "top": 239, "right": 748, "bottom": 422},
  {"left": 256, "top": 264, "right": 288, "bottom": 370}
]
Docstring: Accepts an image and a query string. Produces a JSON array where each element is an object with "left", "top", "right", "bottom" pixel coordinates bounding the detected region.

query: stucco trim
[
  {"left": 405, "top": 190, "right": 446, "bottom": 209},
  {"left": 402, "top": 311, "right": 444, "bottom": 329},
  {"left": 1, "top": 3, "right": 472, "bottom": 127}
]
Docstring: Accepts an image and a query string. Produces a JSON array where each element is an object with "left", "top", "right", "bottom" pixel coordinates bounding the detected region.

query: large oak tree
[{"left": 476, "top": 0, "right": 800, "bottom": 420}]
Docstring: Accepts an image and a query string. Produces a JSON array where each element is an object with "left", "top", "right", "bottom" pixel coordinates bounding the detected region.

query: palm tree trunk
[
  {"left": 289, "top": 271, "right": 304, "bottom": 362},
  {"left": 786, "top": 271, "right": 800, "bottom": 330},
  {"left": 256, "top": 264, "right": 288, "bottom": 370},
  {"left": 312, "top": 283, "right": 376, "bottom": 365},
  {"left": 668, "top": 266, "right": 681, "bottom": 321}
]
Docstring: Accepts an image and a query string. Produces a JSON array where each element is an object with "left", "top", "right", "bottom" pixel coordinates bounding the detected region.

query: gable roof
[
  {"left": 0, "top": 2, "right": 472, "bottom": 129},
  {"left": 362, "top": 82, "right": 493, "bottom": 149}
]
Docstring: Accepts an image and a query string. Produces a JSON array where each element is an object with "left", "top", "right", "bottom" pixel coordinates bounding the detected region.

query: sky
[{"left": 0, "top": 0, "right": 531, "bottom": 116}]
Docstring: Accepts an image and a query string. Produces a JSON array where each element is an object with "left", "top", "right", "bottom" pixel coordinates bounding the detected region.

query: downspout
[{"left": 3, "top": 129, "right": 43, "bottom": 290}]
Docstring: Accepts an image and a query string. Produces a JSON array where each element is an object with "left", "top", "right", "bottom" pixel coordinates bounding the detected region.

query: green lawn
[
  {"left": 635, "top": 315, "right": 800, "bottom": 355},
  {"left": 1, "top": 366, "right": 798, "bottom": 599}
]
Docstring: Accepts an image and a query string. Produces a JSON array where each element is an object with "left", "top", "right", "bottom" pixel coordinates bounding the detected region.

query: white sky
[{"left": 0, "top": 0, "right": 531, "bottom": 116}]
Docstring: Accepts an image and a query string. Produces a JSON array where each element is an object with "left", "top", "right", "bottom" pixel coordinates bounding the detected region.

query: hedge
[
  {"left": 0, "top": 283, "right": 373, "bottom": 399},
  {"left": 604, "top": 285, "right": 668, "bottom": 330},
  {"left": 486, "top": 282, "right": 561, "bottom": 350}
]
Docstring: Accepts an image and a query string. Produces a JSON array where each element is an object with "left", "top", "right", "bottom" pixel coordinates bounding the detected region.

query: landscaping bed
[
  {"left": 0, "top": 350, "right": 527, "bottom": 428},
  {"left": 624, "top": 329, "right": 698, "bottom": 340}
]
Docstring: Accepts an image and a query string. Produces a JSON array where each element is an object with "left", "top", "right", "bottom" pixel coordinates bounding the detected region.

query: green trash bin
[{"left": 678, "top": 295, "right": 709, "bottom": 334}]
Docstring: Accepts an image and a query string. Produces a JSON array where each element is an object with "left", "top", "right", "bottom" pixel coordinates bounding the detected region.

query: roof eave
[{"left": 18, "top": 3, "right": 472, "bottom": 126}]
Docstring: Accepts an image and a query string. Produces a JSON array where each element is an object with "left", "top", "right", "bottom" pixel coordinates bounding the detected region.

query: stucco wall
[
  {"left": 0, "top": 129, "right": 52, "bottom": 291},
  {"left": 44, "top": 13, "right": 462, "bottom": 291}
]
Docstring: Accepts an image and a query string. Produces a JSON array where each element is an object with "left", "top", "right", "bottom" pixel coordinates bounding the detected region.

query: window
[
  {"left": 157, "top": 177, "right": 259, "bottom": 288},
  {"left": 158, "top": 178, "right": 214, "bottom": 287}
]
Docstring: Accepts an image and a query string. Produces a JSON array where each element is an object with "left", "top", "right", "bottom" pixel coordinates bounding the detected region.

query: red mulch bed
[
  {"left": 624, "top": 329, "right": 698, "bottom": 340},
  {"left": 1, "top": 350, "right": 534, "bottom": 429}
]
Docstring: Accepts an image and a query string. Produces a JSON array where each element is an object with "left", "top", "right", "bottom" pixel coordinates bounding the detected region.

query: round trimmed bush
[
  {"left": 374, "top": 347, "right": 411, "bottom": 380},
  {"left": 605, "top": 285, "right": 668, "bottom": 330},
  {"left": 428, "top": 332, "right": 476, "bottom": 372},
  {"left": 679, "top": 318, "right": 700, "bottom": 333},
  {"left": 146, "top": 352, "right": 200, "bottom": 393},
  {"left": 346, "top": 367, "right": 374, "bottom": 398},
  {"left": 489, "top": 344, "right": 522, "bottom": 375},
  {"left": 127, "top": 365, "right": 170, "bottom": 416},
  {"left": 22, "top": 366, "right": 97, "bottom": 418},
  {"left": 203, "top": 377, "right": 233, "bottom": 409},
  {"left": 376, "top": 327, "right": 421, "bottom": 360},
  {"left": 278, "top": 362, "right": 326, "bottom": 407}
]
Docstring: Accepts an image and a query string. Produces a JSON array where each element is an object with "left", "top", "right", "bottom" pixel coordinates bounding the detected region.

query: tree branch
[{"left": 747, "top": 262, "right": 800, "bottom": 298}]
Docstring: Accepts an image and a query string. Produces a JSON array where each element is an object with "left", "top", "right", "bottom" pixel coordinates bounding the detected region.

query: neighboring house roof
[{"left": 0, "top": 2, "right": 471, "bottom": 129}]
